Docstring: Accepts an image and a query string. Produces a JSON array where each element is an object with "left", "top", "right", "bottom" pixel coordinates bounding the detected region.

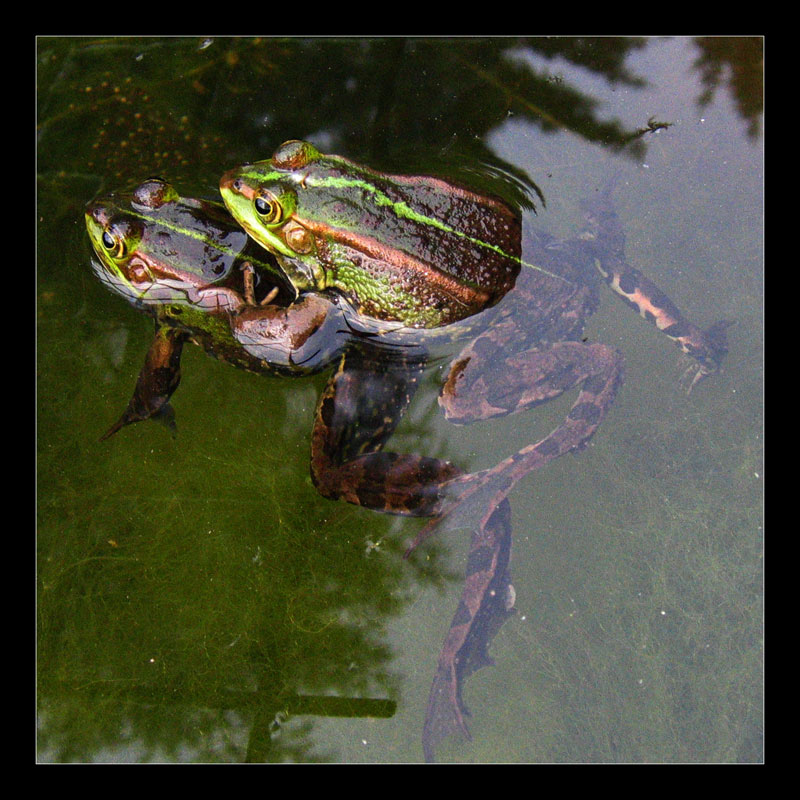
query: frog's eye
[
  {"left": 100, "top": 220, "right": 141, "bottom": 261},
  {"left": 254, "top": 191, "right": 284, "bottom": 225},
  {"left": 102, "top": 228, "right": 127, "bottom": 259}
]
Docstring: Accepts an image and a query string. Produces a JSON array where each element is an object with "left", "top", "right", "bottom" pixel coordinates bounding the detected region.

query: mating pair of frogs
[{"left": 85, "top": 140, "right": 729, "bottom": 759}]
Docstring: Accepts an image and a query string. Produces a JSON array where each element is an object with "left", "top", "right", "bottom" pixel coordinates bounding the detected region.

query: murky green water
[{"left": 37, "top": 36, "right": 763, "bottom": 763}]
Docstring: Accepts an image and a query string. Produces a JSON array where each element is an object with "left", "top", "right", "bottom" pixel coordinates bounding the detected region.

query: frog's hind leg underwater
[{"left": 407, "top": 335, "right": 624, "bottom": 554}]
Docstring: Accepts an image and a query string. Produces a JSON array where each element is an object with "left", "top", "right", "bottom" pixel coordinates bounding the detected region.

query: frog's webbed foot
[
  {"left": 676, "top": 319, "right": 734, "bottom": 394},
  {"left": 421, "top": 498, "right": 515, "bottom": 762},
  {"left": 101, "top": 325, "right": 185, "bottom": 441},
  {"left": 678, "top": 358, "right": 710, "bottom": 394}
]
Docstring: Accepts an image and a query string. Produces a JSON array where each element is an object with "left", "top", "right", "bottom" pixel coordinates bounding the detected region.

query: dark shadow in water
[{"left": 693, "top": 36, "right": 763, "bottom": 138}]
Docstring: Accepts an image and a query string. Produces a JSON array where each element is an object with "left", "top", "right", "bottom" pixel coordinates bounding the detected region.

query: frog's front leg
[
  {"left": 101, "top": 323, "right": 186, "bottom": 440},
  {"left": 241, "top": 260, "right": 279, "bottom": 308},
  {"left": 231, "top": 293, "right": 348, "bottom": 374}
]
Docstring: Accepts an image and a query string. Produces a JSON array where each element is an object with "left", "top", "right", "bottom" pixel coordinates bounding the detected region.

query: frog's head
[
  {"left": 86, "top": 188, "right": 156, "bottom": 307},
  {"left": 219, "top": 140, "right": 325, "bottom": 291},
  {"left": 86, "top": 178, "right": 250, "bottom": 312}
]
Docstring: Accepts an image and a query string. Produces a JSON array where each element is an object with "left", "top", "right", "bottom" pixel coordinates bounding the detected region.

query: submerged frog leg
[
  {"left": 422, "top": 497, "right": 515, "bottom": 763},
  {"left": 407, "top": 338, "right": 624, "bottom": 552},
  {"left": 310, "top": 345, "right": 464, "bottom": 515},
  {"left": 100, "top": 324, "right": 186, "bottom": 441},
  {"left": 582, "top": 185, "right": 731, "bottom": 390},
  {"left": 308, "top": 343, "right": 518, "bottom": 762},
  {"left": 596, "top": 257, "right": 732, "bottom": 390}
]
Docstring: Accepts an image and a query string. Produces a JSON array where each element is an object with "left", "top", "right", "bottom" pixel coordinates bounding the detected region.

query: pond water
[{"left": 37, "top": 36, "right": 763, "bottom": 763}]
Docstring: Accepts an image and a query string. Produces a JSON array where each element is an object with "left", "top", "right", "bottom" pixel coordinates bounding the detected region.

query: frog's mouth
[
  {"left": 90, "top": 258, "right": 196, "bottom": 310},
  {"left": 90, "top": 257, "right": 146, "bottom": 305}
]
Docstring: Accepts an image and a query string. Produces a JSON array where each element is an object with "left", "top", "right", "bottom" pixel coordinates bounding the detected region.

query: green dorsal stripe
[
  {"left": 125, "top": 207, "right": 276, "bottom": 273},
  {"left": 239, "top": 168, "right": 568, "bottom": 283}
]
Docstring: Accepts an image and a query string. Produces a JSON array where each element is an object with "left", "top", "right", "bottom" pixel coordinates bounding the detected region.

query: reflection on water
[{"left": 693, "top": 36, "right": 763, "bottom": 138}]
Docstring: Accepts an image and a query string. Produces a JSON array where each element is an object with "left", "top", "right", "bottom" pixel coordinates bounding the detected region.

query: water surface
[{"left": 37, "top": 36, "right": 763, "bottom": 763}]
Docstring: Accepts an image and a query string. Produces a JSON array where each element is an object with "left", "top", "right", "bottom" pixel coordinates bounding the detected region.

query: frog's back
[{"left": 301, "top": 157, "right": 523, "bottom": 322}]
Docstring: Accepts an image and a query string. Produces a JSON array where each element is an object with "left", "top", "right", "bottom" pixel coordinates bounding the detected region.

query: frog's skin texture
[
  {"left": 86, "top": 171, "right": 729, "bottom": 762},
  {"left": 219, "top": 140, "right": 522, "bottom": 329},
  {"left": 85, "top": 179, "right": 350, "bottom": 438}
]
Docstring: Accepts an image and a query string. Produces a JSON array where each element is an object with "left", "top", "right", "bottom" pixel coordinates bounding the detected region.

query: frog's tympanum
[{"left": 87, "top": 142, "right": 729, "bottom": 761}]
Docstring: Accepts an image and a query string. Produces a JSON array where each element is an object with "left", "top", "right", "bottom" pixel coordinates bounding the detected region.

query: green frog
[
  {"left": 86, "top": 145, "right": 729, "bottom": 760},
  {"left": 218, "top": 141, "right": 729, "bottom": 542},
  {"left": 85, "top": 176, "right": 349, "bottom": 440}
]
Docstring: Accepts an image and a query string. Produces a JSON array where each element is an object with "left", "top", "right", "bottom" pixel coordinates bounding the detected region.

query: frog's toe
[
  {"left": 678, "top": 358, "right": 713, "bottom": 394},
  {"left": 677, "top": 319, "right": 734, "bottom": 393}
]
